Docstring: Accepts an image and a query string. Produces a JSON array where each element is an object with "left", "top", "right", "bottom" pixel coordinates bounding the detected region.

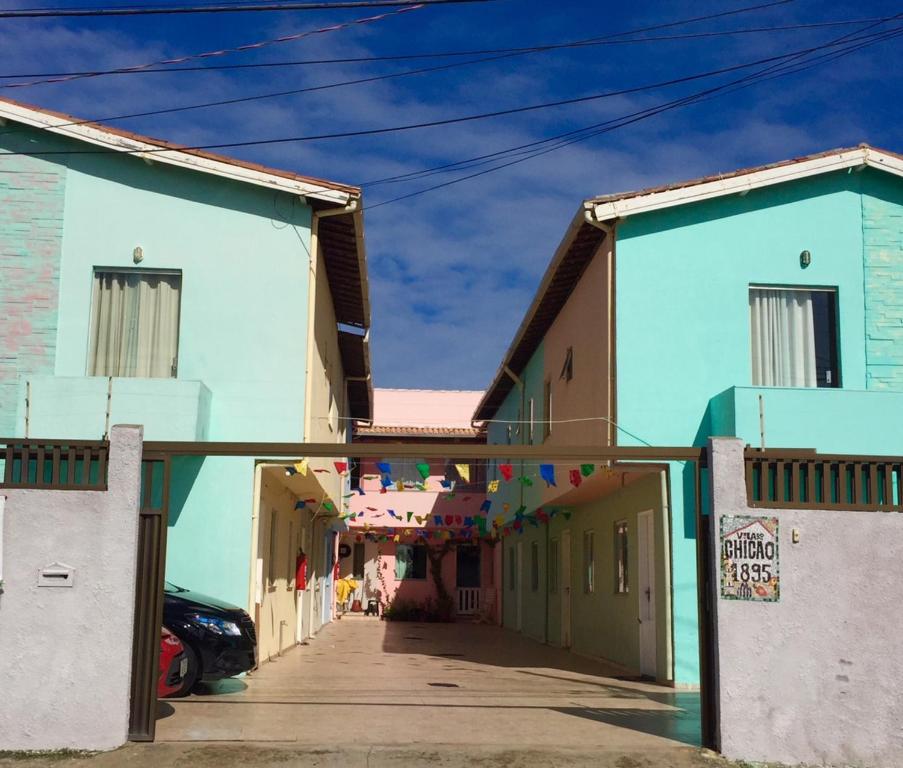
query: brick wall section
[
  {"left": 0, "top": 153, "right": 66, "bottom": 434},
  {"left": 863, "top": 190, "right": 903, "bottom": 391}
]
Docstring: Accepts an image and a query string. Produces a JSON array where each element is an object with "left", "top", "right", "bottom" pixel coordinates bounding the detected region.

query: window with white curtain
[
  {"left": 87, "top": 269, "right": 181, "bottom": 378},
  {"left": 749, "top": 287, "right": 839, "bottom": 388}
]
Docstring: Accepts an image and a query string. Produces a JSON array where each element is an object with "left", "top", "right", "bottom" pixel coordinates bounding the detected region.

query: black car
[{"left": 163, "top": 581, "right": 257, "bottom": 696}]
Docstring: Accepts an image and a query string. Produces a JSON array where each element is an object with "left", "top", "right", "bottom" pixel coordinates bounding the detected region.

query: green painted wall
[
  {"left": 1, "top": 125, "right": 315, "bottom": 609},
  {"left": 615, "top": 167, "right": 903, "bottom": 685}
]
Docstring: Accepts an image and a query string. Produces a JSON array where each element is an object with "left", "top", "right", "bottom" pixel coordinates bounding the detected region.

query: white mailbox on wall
[{"left": 37, "top": 562, "right": 75, "bottom": 588}]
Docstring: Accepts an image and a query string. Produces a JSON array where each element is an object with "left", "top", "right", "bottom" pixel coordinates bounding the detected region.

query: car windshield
[{"left": 164, "top": 581, "right": 188, "bottom": 594}]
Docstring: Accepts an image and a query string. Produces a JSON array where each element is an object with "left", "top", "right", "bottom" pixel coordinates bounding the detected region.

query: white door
[
  {"left": 560, "top": 530, "right": 571, "bottom": 648},
  {"left": 637, "top": 510, "right": 657, "bottom": 678},
  {"left": 515, "top": 542, "right": 523, "bottom": 631}
]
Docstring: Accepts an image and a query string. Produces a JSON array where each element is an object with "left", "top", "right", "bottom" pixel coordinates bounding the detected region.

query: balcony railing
[
  {"left": 0, "top": 439, "right": 110, "bottom": 491},
  {"left": 744, "top": 449, "right": 902, "bottom": 512}
]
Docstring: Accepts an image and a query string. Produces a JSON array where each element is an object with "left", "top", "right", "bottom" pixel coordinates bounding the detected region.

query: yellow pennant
[
  {"left": 487, "top": 479, "right": 499, "bottom": 493},
  {"left": 294, "top": 459, "right": 309, "bottom": 476},
  {"left": 396, "top": 480, "right": 405, "bottom": 492},
  {"left": 455, "top": 463, "right": 470, "bottom": 483}
]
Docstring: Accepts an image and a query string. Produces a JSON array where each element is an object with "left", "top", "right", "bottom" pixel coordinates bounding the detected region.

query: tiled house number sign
[{"left": 720, "top": 515, "right": 780, "bottom": 602}]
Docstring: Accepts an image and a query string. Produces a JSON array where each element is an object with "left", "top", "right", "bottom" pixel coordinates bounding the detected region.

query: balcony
[
  {"left": 709, "top": 386, "right": 903, "bottom": 455},
  {"left": 14, "top": 376, "right": 211, "bottom": 441}
]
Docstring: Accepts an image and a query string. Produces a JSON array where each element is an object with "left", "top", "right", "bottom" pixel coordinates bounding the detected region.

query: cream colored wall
[
  {"left": 541, "top": 241, "right": 613, "bottom": 451},
  {"left": 256, "top": 475, "right": 302, "bottom": 661}
]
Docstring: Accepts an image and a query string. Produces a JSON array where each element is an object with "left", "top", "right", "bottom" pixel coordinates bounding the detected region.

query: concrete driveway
[{"left": 154, "top": 615, "right": 701, "bottom": 753}]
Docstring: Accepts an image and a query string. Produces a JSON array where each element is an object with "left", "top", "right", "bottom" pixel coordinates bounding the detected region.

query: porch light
[{"left": 800, "top": 250, "right": 811, "bottom": 268}]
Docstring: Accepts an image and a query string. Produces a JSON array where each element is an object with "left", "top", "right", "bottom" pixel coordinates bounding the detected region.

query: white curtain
[
  {"left": 750, "top": 288, "right": 817, "bottom": 387},
  {"left": 88, "top": 272, "right": 181, "bottom": 378}
]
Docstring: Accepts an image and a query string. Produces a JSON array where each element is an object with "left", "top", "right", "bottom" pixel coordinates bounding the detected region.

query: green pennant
[
  {"left": 518, "top": 476, "right": 534, "bottom": 487},
  {"left": 416, "top": 462, "right": 431, "bottom": 480},
  {"left": 580, "top": 464, "right": 595, "bottom": 477}
]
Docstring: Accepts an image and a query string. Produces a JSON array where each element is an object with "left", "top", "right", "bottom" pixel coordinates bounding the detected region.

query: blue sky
[{"left": 3, "top": 0, "right": 901, "bottom": 391}]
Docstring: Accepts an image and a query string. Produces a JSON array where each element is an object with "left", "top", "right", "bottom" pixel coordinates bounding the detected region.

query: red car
[{"left": 158, "top": 627, "right": 188, "bottom": 698}]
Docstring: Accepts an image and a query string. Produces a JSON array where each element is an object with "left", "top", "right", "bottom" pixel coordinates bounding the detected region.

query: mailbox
[{"left": 37, "top": 562, "right": 75, "bottom": 588}]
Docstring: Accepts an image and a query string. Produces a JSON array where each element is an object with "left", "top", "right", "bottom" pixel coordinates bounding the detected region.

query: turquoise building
[
  {"left": 0, "top": 97, "right": 372, "bottom": 659},
  {"left": 475, "top": 146, "right": 903, "bottom": 687}
]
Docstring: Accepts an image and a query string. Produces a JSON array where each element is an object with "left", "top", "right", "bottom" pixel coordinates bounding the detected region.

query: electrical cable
[
  {"left": 360, "top": 23, "right": 902, "bottom": 209},
  {"left": 3, "top": 15, "right": 893, "bottom": 136},
  {"left": 0, "top": 0, "right": 493, "bottom": 19},
  {"left": 2, "top": 3, "right": 426, "bottom": 90},
  {"left": 0, "top": 0, "right": 798, "bottom": 85},
  {"left": 5, "top": 28, "right": 895, "bottom": 158}
]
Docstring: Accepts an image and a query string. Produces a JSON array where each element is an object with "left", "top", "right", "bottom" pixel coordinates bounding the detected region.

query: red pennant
[
  {"left": 569, "top": 469, "right": 582, "bottom": 487},
  {"left": 499, "top": 464, "right": 514, "bottom": 481},
  {"left": 455, "top": 515, "right": 463, "bottom": 525},
  {"left": 445, "top": 515, "right": 454, "bottom": 525},
  {"left": 334, "top": 461, "right": 348, "bottom": 474}
]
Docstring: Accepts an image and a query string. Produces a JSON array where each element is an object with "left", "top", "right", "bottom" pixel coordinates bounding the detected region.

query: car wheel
[{"left": 170, "top": 643, "right": 200, "bottom": 698}]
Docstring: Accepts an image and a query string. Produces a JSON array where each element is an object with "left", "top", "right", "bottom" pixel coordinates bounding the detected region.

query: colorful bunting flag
[
  {"left": 499, "top": 464, "right": 514, "bottom": 481},
  {"left": 454, "top": 463, "right": 470, "bottom": 483},
  {"left": 294, "top": 459, "right": 309, "bottom": 476},
  {"left": 488, "top": 480, "right": 500, "bottom": 493},
  {"left": 569, "top": 469, "right": 582, "bottom": 487},
  {"left": 434, "top": 515, "right": 443, "bottom": 526},
  {"left": 416, "top": 462, "right": 431, "bottom": 480},
  {"left": 540, "top": 464, "right": 556, "bottom": 487},
  {"left": 294, "top": 500, "right": 307, "bottom": 510},
  {"left": 406, "top": 511, "right": 414, "bottom": 522},
  {"left": 464, "top": 516, "right": 473, "bottom": 527},
  {"left": 396, "top": 480, "right": 405, "bottom": 492},
  {"left": 518, "top": 475, "right": 533, "bottom": 487},
  {"left": 377, "top": 462, "right": 391, "bottom": 475},
  {"left": 580, "top": 463, "right": 595, "bottom": 477},
  {"left": 334, "top": 461, "right": 348, "bottom": 474},
  {"left": 479, "top": 499, "right": 492, "bottom": 513}
]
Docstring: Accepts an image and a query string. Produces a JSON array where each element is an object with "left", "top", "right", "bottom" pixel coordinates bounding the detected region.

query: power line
[
  {"left": 1, "top": 0, "right": 797, "bottom": 86},
  {"left": 360, "top": 22, "right": 902, "bottom": 209},
  {"left": 0, "top": 0, "right": 493, "bottom": 19},
  {"left": 0, "top": 17, "right": 888, "bottom": 82},
  {"left": 15, "top": 15, "right": 891, "bottom": 132},
  {"left": 2, "top": 3, "right": 424, "bottom": 90},
  {"left": 5, "top": 27, "right": 897, "bottom": 159}
]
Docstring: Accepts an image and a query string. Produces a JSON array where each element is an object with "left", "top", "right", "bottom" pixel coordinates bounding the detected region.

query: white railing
[{"left": 457, "top": 587, "right": 481, "bottom": 615}]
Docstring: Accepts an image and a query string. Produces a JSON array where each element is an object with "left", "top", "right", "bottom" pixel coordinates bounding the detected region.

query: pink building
[{"left": 336, "top": 389, "right": 499, "bottom": 621}]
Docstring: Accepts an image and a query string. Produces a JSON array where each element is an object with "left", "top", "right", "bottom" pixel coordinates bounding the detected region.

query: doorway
[
  {"left": 637, "top": 509, "right": 657, "bottom": 678},
  {"left": 560, "top": 529, "right": 571, "bottom": 648},
  {"left": 515, "top": 541, "right": 523, "bottom": 632}
]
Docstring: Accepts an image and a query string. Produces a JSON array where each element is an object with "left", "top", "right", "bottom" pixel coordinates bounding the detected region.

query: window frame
[
  {"left": 614, "top": 520, "right": 629, "bottom": 595},
  {"left": 583, "top": 530, "right": 595, "bottom": 594},
  {"left": 352, "top": 541, "right": 365, "bottom": 578},
  {"left": 530, "top": 541, "right": 539, "bottom": 592},
  {"left": 267, "top": 507, "right": 279, "bottom": 590},
  {"left": 395, "top": 543, "right": 427, "bottom": 580},
  {"left": 542, "top": 379, "right": 552, "bottom": 442},
  {"left": 749, "top": 284, "right": 840, "bottom": 389},
  {"left": 88, "top": 267, "right": 183, "bottom": 378},
  {"left": 549, "top": 537, "right": 559, "bottom": 593}
]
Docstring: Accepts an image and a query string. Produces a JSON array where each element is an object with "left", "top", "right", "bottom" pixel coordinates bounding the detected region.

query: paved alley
[{"left": 154, "top": 616, "right": 700, "bottom": 750}]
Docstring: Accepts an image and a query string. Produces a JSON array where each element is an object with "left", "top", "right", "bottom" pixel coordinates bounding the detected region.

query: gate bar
[{"left": 142, "top": 441, "right": 708, "bottom": 463}]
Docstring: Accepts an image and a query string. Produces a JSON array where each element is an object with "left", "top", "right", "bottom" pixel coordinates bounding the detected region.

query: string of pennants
[
  {"left": 282, "top": 458, "right": 611, "bottom": 532},
  {"left": 285, "top": 458, "right": 610, "bottom": 494},
  {"left": 351, "top": 504, "right": 574, "bottom": 544}
]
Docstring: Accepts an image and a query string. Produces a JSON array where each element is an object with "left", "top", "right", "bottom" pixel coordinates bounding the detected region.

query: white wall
[
  {"left": 709, "top": 438, "right": 903, "bottom": 767},
  {"left": 0, "top": 425, "right": 142, "bottom": 751}
]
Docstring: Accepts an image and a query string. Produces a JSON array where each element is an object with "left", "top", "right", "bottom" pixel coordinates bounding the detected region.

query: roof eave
[
  {"left": 0, "top": 98, "right": 355, "bottom": 205},
  {"left": 589, "top": 147, "right": 903, "bottom": 224},
  {"left": 472, "top": 207, "right": 594, "bottom": 423}
]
